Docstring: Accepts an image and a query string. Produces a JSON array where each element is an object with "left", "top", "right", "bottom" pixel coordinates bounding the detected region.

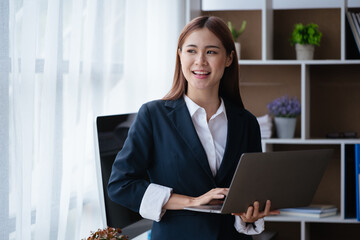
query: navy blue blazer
[{"left": 108, "top": 97, "right": 262, "bottom": 240}]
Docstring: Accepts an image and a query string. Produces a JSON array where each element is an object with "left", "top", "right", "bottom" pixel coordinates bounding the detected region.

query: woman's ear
[{"left": 225, "top": 50, "right": 234, "bottom": 67}]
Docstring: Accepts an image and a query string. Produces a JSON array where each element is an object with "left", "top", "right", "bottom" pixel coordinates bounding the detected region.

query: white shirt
[
  {"left": 139, "top": 95, "right": 264, "bottom": 234},
  {"left": 184, "top": 95, "right": 227, "bottom": 177}
]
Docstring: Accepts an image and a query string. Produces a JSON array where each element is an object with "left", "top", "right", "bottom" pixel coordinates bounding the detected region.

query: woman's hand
[
  {"left": 191, "top": 188, "right": 229, "bottom": 207},
  {"left": 163, "top": 188, "right": 229, "bottom": 210},
  {"left": 231, "top": 200, "right": 280, "bottom": 223}
]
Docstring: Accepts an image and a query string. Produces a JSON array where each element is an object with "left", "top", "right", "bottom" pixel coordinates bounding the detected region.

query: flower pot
[
  {"left": 295, "top": 44, "right": 315, "bottom": 60},
  {"left": 235, "top": 42, "right": 241, "bottom": 60},
  {"left": 274, "top": 117, "right": 297, "bottom": 139}
]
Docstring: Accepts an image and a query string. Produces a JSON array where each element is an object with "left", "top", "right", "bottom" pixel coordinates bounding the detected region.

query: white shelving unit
[
  {"left": 239, "top": 60, "right": 360, "bottom": 142},
  {"left": 199, "top": 0, "right": 360, "bottom": 239}
]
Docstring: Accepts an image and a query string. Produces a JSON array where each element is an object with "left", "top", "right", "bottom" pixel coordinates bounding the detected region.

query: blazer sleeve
[
  {"left": 247, "top": 112, "right": 262, "bottom": 153},
  {"left": 107, "top": 104, "right": 153, "bottom": 212}
]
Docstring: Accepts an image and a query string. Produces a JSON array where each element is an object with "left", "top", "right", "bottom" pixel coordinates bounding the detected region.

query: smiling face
[{"left": 178, "top": 27, "right": 233, "bottom": 98}]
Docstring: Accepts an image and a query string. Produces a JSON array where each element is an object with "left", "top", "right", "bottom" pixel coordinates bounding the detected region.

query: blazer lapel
[
  {"left": 215, "top": 99, "right": 244, "bottom": 185},
  {"left": 165, "top": 98, "right": 215, "bottom": 182}
]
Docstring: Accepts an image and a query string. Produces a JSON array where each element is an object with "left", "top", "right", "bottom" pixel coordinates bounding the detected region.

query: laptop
[{"left": 184, "top": 149, "right": 333, "bottom": 214}]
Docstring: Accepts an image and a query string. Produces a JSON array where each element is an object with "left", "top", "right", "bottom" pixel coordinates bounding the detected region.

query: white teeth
[{"left": 193, "top": 71, "right": 209, "bottom": 75}]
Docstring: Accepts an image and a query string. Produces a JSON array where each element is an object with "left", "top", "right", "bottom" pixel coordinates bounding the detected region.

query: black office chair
[{"left": 95, "top": 113, "right": 152, "bottom": 238}]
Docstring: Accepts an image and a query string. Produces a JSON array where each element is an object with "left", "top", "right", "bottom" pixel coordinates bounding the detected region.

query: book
[
  {"left": 279, "top": 205, "right": 337, "bottom": 218},
  {"left": 352, "top": 12, "right": 360, "bottom": 38},
  {"left": 347, "top": 11, "right": 360, "bottom": 53},
  {"left": 344, "top": 145, "right": 357, "bottom": 219},
  {"left": 355, "top": 144, "right": 360, "bottom": 221},
  {"left": 257, "top": 114, "right": 273, "bottom": 139}
]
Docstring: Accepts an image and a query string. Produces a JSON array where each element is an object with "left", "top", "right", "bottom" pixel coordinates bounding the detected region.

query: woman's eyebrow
[{"left": 184, "top": 44, "right": 221, "bottom": 49}]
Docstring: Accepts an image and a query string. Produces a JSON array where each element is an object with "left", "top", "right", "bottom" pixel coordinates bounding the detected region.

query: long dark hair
[{"left": 163, "top": 16, "right": 244, "bottom": 108}]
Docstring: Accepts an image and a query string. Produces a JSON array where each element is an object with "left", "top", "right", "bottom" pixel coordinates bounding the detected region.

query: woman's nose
[{"left": 195, "top": 53, "right": 207, "bottom": 65}]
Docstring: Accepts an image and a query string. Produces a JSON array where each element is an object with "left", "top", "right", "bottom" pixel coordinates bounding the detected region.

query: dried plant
[{"left": 83, "top": 226, "right": 128, "bottom": 240}]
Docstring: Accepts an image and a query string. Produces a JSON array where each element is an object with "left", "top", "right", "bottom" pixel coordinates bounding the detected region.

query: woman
[{"left": 108, "top": 16, "right": 279, "bottom": 239}]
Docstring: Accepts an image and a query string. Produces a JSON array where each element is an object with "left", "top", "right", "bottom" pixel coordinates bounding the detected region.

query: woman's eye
[
  {"left": 187, "top": 49, "right": 196, "bottom": 53},
  {"left": 207, "top": 50, "right": 216, "bottom": 54}
]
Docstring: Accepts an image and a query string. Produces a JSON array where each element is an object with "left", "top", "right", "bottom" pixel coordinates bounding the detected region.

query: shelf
[
  {"left": 239, "top": 59, "right": 360, "bottom": 65},
  {"left": 265, "top": 214, "right": 360, "bottom": 223},
  {"left": 201, "top": 9, "right": 262, "bottom": 60},
  {"left": 309, "top": 64, "right": 360, "bottom": 139},
  {"left": 262, "top": 139, "right": 360, "bottom": 145},
  {"left": 199, "top": 1, "right": 360, "bottom": 239},
  {"left": 239, "top": 60, "right": 302, "bottom": 65},
  {"left": 202, "top": 0, "right": 358, "bottom": 11}
]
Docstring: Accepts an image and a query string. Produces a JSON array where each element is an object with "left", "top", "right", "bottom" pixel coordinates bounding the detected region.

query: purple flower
[{"left": 267, "top": 95, "right": 301, "bottom": 118}]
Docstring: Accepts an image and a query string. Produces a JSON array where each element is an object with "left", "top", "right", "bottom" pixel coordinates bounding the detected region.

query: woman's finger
[
  {"left": 269, "top": 210, "right": 281, "bottom": 215},
  {"left": 195, "top": 188, "right": 229, "bottom": 206},
  {"left": 235, "top": 200, "right": 280, "bottom": 223},
  {"left": 213, "top": 194, "right": 226, "bottom": 200},
  {"left": 263, "top": 200, "right": 271, "bottom": 216},
  {"left": 245, "top": 205, "right": 253, "bottom": 219},
  {"left": 253, "top": 201, "right": 260, "bottom": 217},
  {"left": 207, "top": 188, "right": 228, "bottom": 197}
]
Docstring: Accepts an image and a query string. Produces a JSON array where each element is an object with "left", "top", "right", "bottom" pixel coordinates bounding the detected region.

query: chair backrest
[{"left": 94, "top": 113, "right": 142, "bottom": 228}]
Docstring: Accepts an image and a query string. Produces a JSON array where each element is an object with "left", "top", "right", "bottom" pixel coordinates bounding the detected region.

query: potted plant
[
  {"left": 267, "top": 95, "right": 301, "bottom": 138},
  {"left": 83, "top": 226, "right": 128, "bottom": 240},
  {"left": 227, "top": 20, "right": 247, "bottom": 60},
  {"left": 290, "top": 23, "right": 322, "bottom": 60}
]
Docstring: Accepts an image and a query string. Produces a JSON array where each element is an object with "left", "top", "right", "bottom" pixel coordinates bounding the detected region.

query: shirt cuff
[
  {"left": 234, "top": 216, "right": 265, "bottom": 235},
  {"left": 139, "top": 183, "right": 173, "bottom": 222}
]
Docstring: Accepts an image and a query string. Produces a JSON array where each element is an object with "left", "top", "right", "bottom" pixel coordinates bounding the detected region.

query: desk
[{"left": 122, "top": 219, "right": 152, "bottom": 240}]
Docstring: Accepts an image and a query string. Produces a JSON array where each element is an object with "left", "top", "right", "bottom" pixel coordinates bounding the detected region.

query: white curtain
[{"left": 5, "top": 0, "right": 186, "bottom": 239}]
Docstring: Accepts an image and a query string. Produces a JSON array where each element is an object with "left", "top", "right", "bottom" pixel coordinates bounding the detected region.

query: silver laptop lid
[{"left": 220, "top": 149, "right": 333, "bottom": 214}]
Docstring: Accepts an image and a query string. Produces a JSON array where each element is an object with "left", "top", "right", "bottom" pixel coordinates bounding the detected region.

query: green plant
[
  {"left": 227, "top": 20, "right": 247, "bottom": 42},
  {"left": 290, "top": 23, "right": 322, "bottom": 46},
  {"left": 83, "top": 227, "right": 128, "bottom": 240}
]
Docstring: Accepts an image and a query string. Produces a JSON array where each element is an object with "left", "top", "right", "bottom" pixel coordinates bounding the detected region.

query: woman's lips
[{"left": 192, "top": 70, "right": 210, "bottom": 79}]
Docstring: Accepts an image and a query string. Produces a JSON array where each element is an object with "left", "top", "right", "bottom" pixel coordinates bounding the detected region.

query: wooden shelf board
[
  {"left": 239, "top": 60, "right": 360, "bottom": 65},
  {"left": 265, "top": 215, "right": 360, "bottom": 223},
  {"left": 262, "top": 139, "right": 360, "bottom": 145}
]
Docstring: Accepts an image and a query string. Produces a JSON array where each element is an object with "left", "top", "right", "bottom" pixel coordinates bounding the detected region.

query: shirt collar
[{"left": 183, "top": 95, "right": 227, "bottom": 120}]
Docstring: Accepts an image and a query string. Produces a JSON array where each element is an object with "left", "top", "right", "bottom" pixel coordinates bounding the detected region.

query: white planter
[
  {"left": 295, "top": 44, "right": 315, "bottom": 60},
  {"left": 274, "top": 117, "right": 297, "bottom": 139},
  {"left": 235, "top": 42, "right": 241, "bottom": 60}
]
